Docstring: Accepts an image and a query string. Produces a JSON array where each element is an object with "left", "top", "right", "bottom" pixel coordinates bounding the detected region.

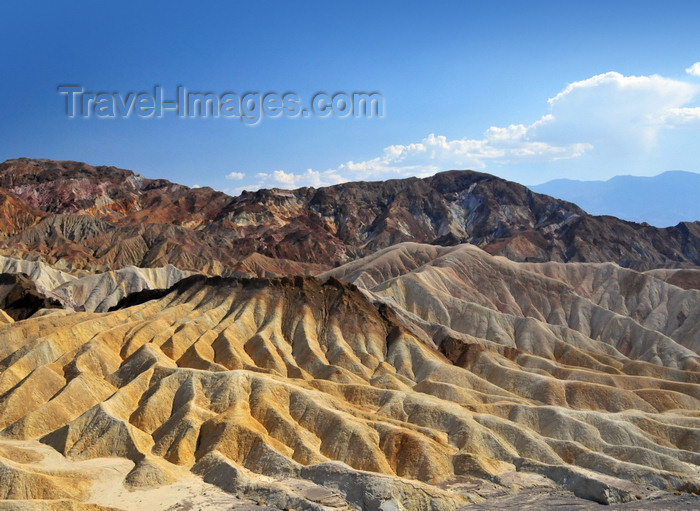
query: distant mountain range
[
  {"left": 531, "top": 171, "right": 700, "bottom": 227},
  {"left": 1, "top": 158, "right": 699, "bottom": 273}
]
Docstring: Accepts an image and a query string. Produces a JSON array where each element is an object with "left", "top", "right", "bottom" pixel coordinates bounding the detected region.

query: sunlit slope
[{"left": 0, "top": 258, "right": 698, "bottom": 508}]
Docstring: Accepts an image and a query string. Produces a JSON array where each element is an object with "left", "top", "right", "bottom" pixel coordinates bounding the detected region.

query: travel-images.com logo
[{"left": 57, "top": 86, "right": 384, "bottom": 125}]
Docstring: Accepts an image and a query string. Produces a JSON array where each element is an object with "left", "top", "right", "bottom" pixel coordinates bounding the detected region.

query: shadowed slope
[{"left": 0, "top": 273, "right": 62, "bottom": 320}]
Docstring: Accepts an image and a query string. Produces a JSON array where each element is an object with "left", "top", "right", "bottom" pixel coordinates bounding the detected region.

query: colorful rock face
[{"left": 0, "top": 158, "right": 698, "bottom": 274}]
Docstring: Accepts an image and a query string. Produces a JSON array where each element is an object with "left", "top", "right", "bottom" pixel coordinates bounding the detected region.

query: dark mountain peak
[
  {"left": 0, "top": 158, "right": 233, "bottom": 226},
  {"left": 0, "top": 158, "right": 137, "bottom": 186}
]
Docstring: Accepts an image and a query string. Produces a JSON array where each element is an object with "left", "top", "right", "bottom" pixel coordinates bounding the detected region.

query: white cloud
[
  {"left": 686, "top": 62, "right": 700, "bottom": 77},
  {"left": 537, "top": 72, "right": 698, "bottom": 151},
  {"left": 245, "top": 169, "right": 349, "bottom": 190},
  {"left": 331, "top": 131, "right": 590, "bottom": 179},
  {"left": 548, "top": 72, "right": 695, "bottom": 106},
  {"left": 226, "top": 68, "right": 700, "bottom": 190},
  {"left": 226, "top": 171, "right": 245, "bottom": 180},
  {"left": 236, "top": 128, "right": 591, "bottom": 190},
  {"left": 661, "top": 107, "right": 700, "bottom": 125}
]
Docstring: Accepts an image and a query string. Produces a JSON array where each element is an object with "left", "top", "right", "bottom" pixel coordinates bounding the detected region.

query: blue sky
[{"left": 1, "top": 0, "right": 700, "bottom": 192}]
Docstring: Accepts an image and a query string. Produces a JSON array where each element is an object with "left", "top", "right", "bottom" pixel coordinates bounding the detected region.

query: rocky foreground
[{"left": 0, "top": 243, "right": 698, "bottom": 510}]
